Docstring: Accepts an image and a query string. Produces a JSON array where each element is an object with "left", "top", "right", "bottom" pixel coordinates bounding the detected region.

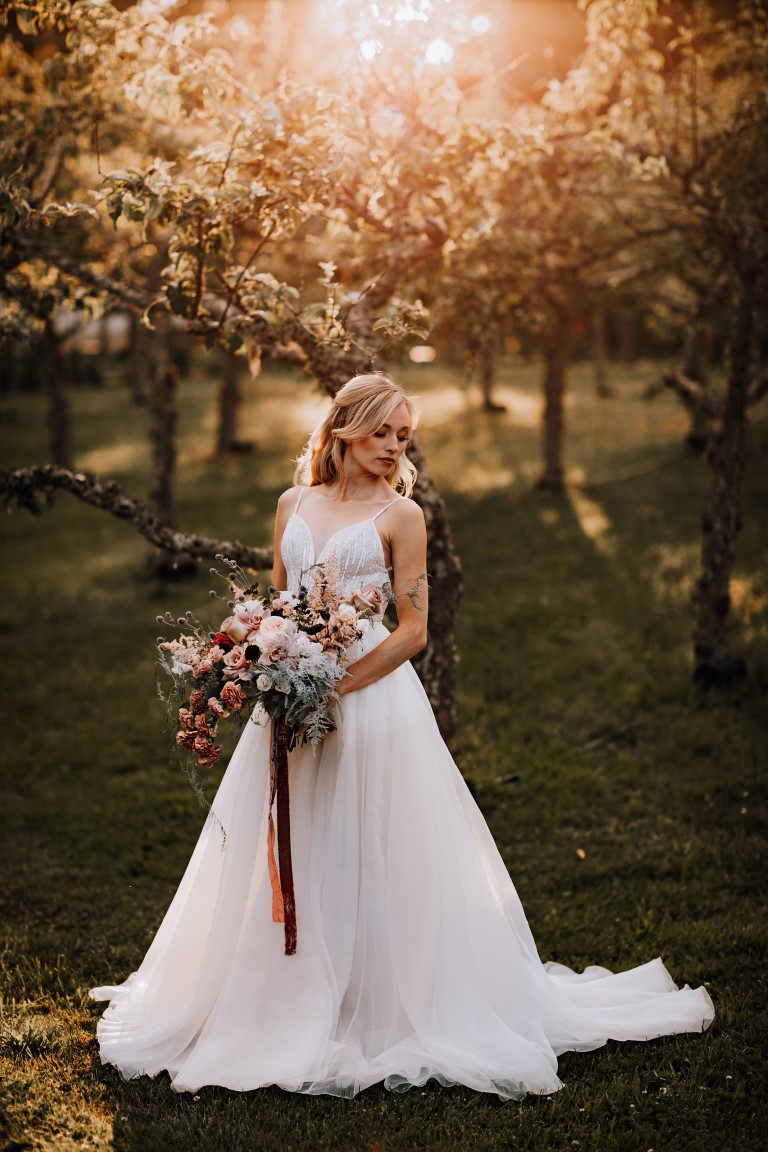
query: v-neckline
[{"left": 291, "top": 511, "right": 384, "bottom": 565}]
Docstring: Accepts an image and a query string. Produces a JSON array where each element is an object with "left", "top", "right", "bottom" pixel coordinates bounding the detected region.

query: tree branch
[
  {"left": 0, "top": 466, "right": 274, "bottom": 570},
  {"left": 747, "top": 369, "right": 768, "bottom": 408},
  {"left": 661, "top": 368, "right": 720, "bottom": 417}
]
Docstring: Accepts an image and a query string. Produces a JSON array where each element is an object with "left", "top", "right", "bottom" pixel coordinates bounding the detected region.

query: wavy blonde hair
[{"left": 294, "top": 374, "right": 419, "bottom": 496}]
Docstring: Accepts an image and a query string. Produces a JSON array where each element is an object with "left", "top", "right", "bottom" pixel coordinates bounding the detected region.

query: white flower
[
  {"left": 256, "top": 673, "right": 272, "bottom": 691},
  {"left": 293, "top": 631, "right": 323, "bottom": 657},
  {"left": 241, "top": 598, "right": 265, "bottom": 618}
]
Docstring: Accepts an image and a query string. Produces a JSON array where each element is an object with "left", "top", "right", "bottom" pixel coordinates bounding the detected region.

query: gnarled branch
[
  {"left": 0, "top": 465, "right": 274, "bottom": 571},
  {"left": 661, "top": 368, "right": 720, "bottom": 417},
  {"left": 747, "top": 368, "right": 768, "bottom": 408}
]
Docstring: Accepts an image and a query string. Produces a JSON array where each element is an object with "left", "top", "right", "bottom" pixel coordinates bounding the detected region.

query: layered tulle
[{"left": 91, "top": 620, "right": 713, "bottom": 1098}]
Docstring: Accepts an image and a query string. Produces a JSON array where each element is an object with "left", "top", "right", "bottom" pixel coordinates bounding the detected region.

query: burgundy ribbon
[{"left": 268, "top": 717, "right": 297, "bottom": 955}]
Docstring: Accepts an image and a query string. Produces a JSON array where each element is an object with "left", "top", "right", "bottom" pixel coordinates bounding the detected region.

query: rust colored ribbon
[{"left": 267, "top": 717, "right": 297, "bottom": 955}]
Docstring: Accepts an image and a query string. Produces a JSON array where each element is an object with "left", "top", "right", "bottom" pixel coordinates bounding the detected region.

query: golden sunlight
[{"left": 332, "top": 0, "right": 489, "bottom": 69}]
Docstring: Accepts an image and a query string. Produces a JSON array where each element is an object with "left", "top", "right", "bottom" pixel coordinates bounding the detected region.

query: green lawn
[{"left": 1, "top": 358, "right": 766, "bottom": 1151}]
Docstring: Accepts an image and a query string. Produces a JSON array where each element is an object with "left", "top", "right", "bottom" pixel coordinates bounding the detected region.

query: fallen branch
[
  {"left": 575, "top": 715, "right": 650, "bottom": 755},
  {"left": 0, "top": 465, "right": 274, "bottom": 571}
]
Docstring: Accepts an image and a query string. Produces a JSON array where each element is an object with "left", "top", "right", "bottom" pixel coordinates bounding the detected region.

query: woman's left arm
[{"left": 337, "top": 500, "right": 428, "bottom": 696}]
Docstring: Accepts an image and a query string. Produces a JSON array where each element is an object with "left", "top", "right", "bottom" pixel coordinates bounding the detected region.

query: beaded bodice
[{"left": 280, "top": 489, "right": 394, "bottom": 597}]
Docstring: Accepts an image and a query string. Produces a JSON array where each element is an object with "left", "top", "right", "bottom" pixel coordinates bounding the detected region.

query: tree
[
  {"left": 600, "top": 0, "right": 768, "bottom": 680},
  {"left": 1, "top": 0, "right": 491, "bottom": 747}
]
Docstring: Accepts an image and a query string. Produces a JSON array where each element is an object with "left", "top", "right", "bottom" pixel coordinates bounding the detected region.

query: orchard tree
[
  {"left": 582, "top": 0, "right": 768, "bottom": 681},
  {"left": 652, "top": 0, "right": 768, "bottom": 681},
  {"left": 426, "top": 0, "right": 670, "bottom": 487},
  {"left": 0, "top": 0, "right": 507, "bottom": 748}
]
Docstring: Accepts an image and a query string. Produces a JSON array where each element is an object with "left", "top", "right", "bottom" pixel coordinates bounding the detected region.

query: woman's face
[{"left": 343, "top": 400, "right": 411, "bottom": 481}]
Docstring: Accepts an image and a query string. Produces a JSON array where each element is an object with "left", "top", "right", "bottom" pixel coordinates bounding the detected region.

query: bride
[{"left": 90, "top": 373, "right": 714, "bottom": 1099}]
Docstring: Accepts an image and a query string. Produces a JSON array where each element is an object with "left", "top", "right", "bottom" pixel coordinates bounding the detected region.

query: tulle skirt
[{"left": 90, "top": 621, "right": 714, "bottom": 1098}]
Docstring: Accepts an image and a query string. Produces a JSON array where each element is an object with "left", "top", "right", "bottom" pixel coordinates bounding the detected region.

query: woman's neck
[{"left": 321, "top": 474, "right": 391, "bottom": 504}]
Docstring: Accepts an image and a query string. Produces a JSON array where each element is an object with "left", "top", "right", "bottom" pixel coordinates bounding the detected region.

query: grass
[{"left": 0, "top": 357, "right": 766, "bottom": 1151}]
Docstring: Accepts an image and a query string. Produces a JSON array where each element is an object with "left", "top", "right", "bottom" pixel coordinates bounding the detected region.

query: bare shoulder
[
  {"left": 276, "top": 485, "right": 301, "bottom": 513},
  {"left": 278, "top": 484, "right": 302, "bottom": 504},
  {"left": 387, "top": 495, "right": 426, "bottom": 534}
]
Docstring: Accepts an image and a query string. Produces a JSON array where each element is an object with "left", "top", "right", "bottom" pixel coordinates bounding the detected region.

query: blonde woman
[{"left": 91, "top": 373, "right": 713, "bottom": 1099}]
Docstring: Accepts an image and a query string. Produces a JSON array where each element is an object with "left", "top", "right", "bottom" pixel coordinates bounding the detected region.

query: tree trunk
[
  {"left": 592, "top": 299, "right": 613, "bottom": 398},
  {"left": 537, "top": 307, "right": 569, "bottom": 490},
  {"left": 323, "top": 292, "right": 464, "bottom": 751},
  {"left": 479, "top": 340, "right": 505, "bottom": 412},
  {"left": 616, "top": 311, "right": 636, "bottom": 363},
  {"left": 408, "top": 435, "right": 463, "bottom": 753},
  {"left": 216, "top": 351, "right": 243, "bottom": 455},
  {"left": 692, "top": 274, "right": 753, "bottom": 684},
  {"left": 148, "top": 359, "right": 178, "bottom": 531},
  {"left": 127, "top": 312, "right": 149, "bottom": 405},
  {"left": 681, "top": 317, "right": 712, "bottom": 453},
  {"left": 42, "top": 319, "right": 73, "bottom": 468}
]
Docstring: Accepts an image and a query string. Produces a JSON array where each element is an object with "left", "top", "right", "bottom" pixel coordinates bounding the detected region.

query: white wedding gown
[{"left": 90, "top": 498, "right": 714, "bottom": 1098}]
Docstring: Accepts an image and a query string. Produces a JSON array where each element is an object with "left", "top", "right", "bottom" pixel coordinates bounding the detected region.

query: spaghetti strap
[
  {"left": 293, "top": 487, "right": 306, "bottom": 514},
  {"left": 372, "top": 496, "right": 400, "bottom": 521}
]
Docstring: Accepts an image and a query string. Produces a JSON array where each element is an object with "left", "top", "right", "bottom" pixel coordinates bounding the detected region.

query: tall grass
[{"left": 1, "top": 360, "right": 766, "bottom": 1151}]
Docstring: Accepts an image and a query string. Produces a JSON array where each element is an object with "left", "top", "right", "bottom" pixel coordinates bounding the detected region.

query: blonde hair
[{"left": 294, "top": 374, "right": 419, "bottom": 496}]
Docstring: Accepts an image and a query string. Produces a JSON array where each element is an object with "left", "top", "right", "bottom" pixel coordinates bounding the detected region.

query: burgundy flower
[{"left": 212, "top": 631, "right": 235, "bottom": 651}]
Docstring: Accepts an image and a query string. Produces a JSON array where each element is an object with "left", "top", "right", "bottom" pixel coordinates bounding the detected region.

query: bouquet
[{"left": 157, "top": 555, "right": 386, "bottom": 955}]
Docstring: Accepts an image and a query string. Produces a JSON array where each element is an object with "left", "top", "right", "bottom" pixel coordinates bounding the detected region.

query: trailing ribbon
[{"left": 267, "top": 717, "right": 297, "bottom": 955}]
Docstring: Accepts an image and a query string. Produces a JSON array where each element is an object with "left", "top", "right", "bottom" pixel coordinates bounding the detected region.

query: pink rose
[
  {"left": 178, "top": 707, "right": 194, "bottom": 730},
  {"left": 223, "top": 645, "right": 248, "bottom": 673},
  {"left": 350, "top": 585, "right": 385, "bottom": 616},
  {"left": 255, "top": 615, "right": 293, "bottom": 655},
  {"left": 271, "top": 597, "right": 296, "bottom": 617},
  {"left": 208, "top": 697, "right": 230, "bottom": 719},
  {"left": 220, "top": 614, "right": 251, "bottom": 643},
  {"left": 176, "top": 730, "right": 196, "bottom": 749}
]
